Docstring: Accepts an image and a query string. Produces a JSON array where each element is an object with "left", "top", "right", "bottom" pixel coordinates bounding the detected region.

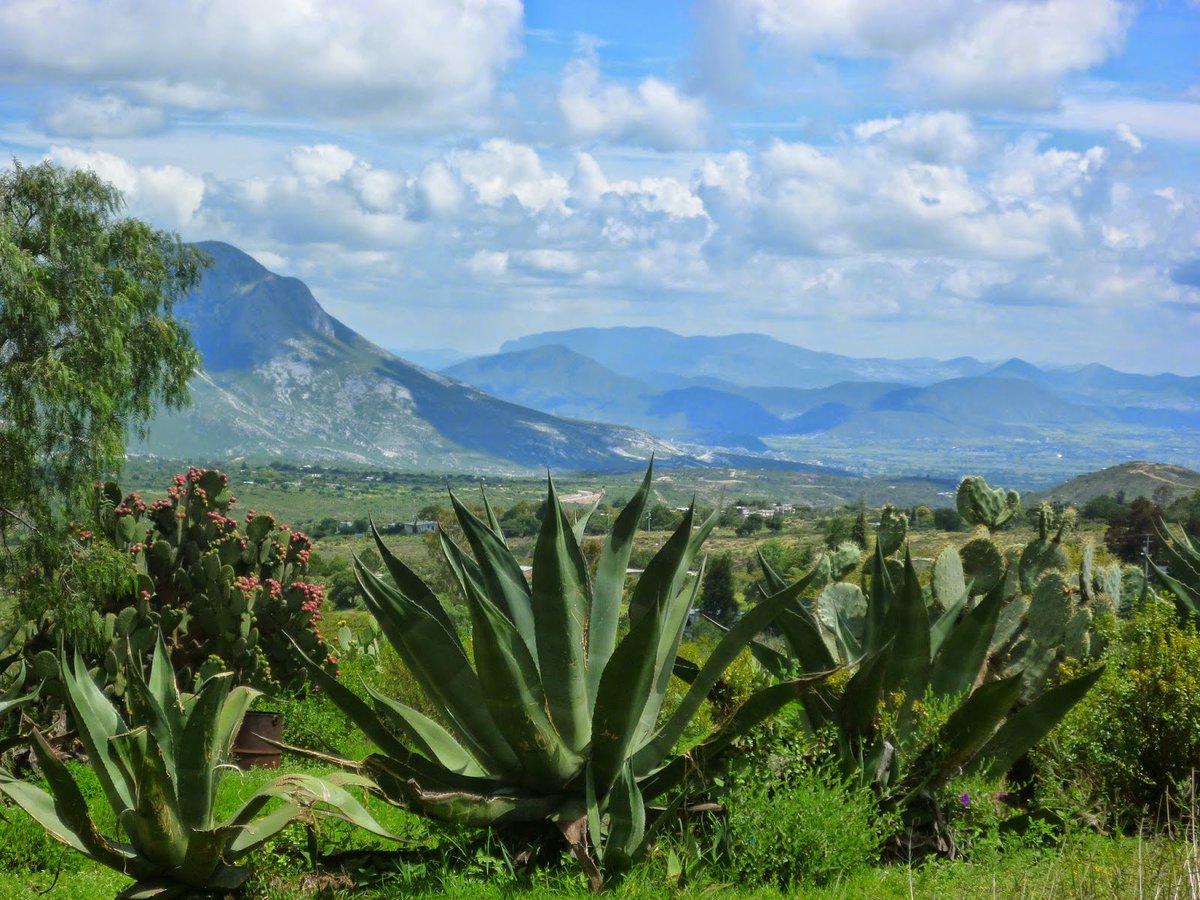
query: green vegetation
[{"left": 0, "top": 161, "right": 205, "bottom": 541}]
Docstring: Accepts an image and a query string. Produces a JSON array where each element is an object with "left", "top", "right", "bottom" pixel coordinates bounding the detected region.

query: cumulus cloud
[
  {"left": 45, "top": 146, "right": 204, "bottom": 228},
  {"left": 558, "top": 47, "right": 708, "bottom": 150},
  {"left": 42, "top": 93, "right": 165, "bottom": 138},
  {"left": 706, "top": 0, "right": 1130, "bottom": 109},
  {"left": 0, "top": 0, "right": 523, "bottom": 129},
  {"left": 449, "top": 140, "right": 570, "bottom": 214}
]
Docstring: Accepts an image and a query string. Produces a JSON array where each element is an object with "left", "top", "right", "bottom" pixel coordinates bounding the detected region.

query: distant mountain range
[
  {"left": 446, "top": 328, "right": 1200, "bottom": 482},
  {"left": 131, "top": 243, "right": 683, "bottom": 472},
  {"left": 131, "top": 243, "right": 1200, "bottom": 484}
]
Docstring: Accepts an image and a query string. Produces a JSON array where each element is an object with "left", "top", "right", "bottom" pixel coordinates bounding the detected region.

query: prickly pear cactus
[
  {"left": 961, "top": 538, "right": 1005, "bottom": 596},
  {"left": 828, "top": 542, "right": 863, "bottom": 581},
  {"left": 816, "top": 582, "right": 867, "bottom": 662},
  {"left": 931, "top": 547, "right": 968, "bottom": 610},
  {"left": 956, "top": 476, "right": 1021, "bottom": 532},
  {"left": 85, "top": 468, "right": 336, "bottom": 693}
]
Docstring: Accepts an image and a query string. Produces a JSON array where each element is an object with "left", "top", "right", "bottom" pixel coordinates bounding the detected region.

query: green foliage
[
  {"left": 0, "top": 160, "right": 205, "bottom": 537},
  {"left": 698, "top": 553, "right": 738, "bottom": 626},
  {"left": 757, "top": 544, "right": 1102, "bottom": 845},
  {"left": 0, "top": 640, "right": 388, "bottom": 898},
  {"left": 298, "top": 464, "right": 837, "bottom": 889},
  {"left": 1040, "top": 602, "right": 1200, "bottom": 824},
  {"left": 725, "top": 761, "right": 898, "bottom": 888}
]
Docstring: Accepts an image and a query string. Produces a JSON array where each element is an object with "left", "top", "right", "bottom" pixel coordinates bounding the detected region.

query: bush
[
  {"left": 725, "top": 761, "right": 898, "bottom": 888},
  {"left": 1038, "top": 601, "right": 1200, "bottom": 825}
]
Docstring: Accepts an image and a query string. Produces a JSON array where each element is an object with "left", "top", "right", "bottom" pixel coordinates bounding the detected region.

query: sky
[{"left": 1, "top": 1, "right": 1199, "bottom": 374}]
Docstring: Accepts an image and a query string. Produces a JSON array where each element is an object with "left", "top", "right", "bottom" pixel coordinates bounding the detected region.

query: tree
[
  {"left": 851, "top": 510, "right": 869, "bottom": 549},
  {"left": 699, "top": 552, "right": 738, "bottom": 626},
  {"left": 0, "top": 160, "right": 205, "bottom": 542},
  {"left": 1104, "top": 497, "right": 1166, "bottom": 564}
]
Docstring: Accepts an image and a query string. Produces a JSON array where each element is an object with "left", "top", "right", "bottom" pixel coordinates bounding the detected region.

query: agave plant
[
  {"left": 297, "top": 465, "right": 836, "bottom": 890},
  {"left": 755, "top": 543, "right": 1102, "bottom": 851},
  {"left": 1154, "top": 522, "right": 1200, "bottom": 624},
  {"left": 0, "top": 639, "right": 388, "bottom": 899},
  {"left": 0, "top": 624, "right": 35, "bottom": 756}
]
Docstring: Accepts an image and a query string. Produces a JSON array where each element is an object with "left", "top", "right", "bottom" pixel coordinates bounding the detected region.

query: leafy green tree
[
  {"left": 851, "top": 511, "right": 869, "bottom": 549},
  {"left": 736, "top": 513, "right": 765, "bottom": 537},
  {"left": 699, "top": 552, "right": 738, "bottom": 626},
  {"left": 0, "top": 160, "right": 205, "bottom": 543},
  {"left": 822, "top": 515, "right": 852, "bottom": 549}
]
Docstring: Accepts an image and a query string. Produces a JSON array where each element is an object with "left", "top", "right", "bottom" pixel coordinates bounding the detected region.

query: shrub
[
  {"left": 725, "top": 760, "right": 898, "bottom": 888},
  {"left": 1038, "top": 601, "right": 1200, "bottom": 825}
]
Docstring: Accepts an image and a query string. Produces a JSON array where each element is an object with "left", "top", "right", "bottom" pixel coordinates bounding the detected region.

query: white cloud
[
  {"left": 713, "top": 0, "right": 1130, "bottom": 108},
  {"left": 1040, "top": 97, "right": 1200, "bottom": 144},
  {"left": 45, "top": 146, "right": 204, "bottom": 228},
  {"left": 42, "top": 93, "right": 165, "bottom": 138},
  {"left": 558, "top": 47, "right": 708, "bottom": 150},
  {"left": 450, "top": 140, "right": 570, "bottom": 214},
  {"left": 0, "top": 0, "right": 523, "bottom": 129},
  {"left": 288, "top": 145, "right": 357, "bottom": 183},
  {"left": 853, "top": 112, "right": 984, "bottom": 165}
]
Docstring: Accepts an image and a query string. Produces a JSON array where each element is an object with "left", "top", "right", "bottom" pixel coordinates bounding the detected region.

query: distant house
[{"left": 399, "top": 520, "right": 437, "bottom": 535}]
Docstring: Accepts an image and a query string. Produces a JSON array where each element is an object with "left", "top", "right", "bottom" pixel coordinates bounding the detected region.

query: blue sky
[{"left": 1, "top": 0, "right": 1198, "bottom": 373}]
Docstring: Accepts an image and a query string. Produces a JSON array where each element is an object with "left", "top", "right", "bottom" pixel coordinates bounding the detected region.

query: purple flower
[{"left": 959, "top": 792, "right": 970, "bottom": 807}]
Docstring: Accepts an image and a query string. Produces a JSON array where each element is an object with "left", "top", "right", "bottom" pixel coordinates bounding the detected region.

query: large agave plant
[
  {"left": 299, "top": 465, "right": 836, "bottom": 889},
  {"left": 755, "top": 543, "right": 1102, "bottom": 851},
  {"left": 1154, "top": 522, "right": 1200, "bottom": 623},
  {"left": 0, "top": 639, "right": 388, "bottom": 899}
]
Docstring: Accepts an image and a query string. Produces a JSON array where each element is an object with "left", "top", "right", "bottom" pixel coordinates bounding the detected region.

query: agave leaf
[
  {"left": 908, "top": 676, "right": 1022, "bottom": 798},
  {"left": 0, "top": 727, "right": 140, "bottom": 872},
  {"left": 371, "top": 520, "right": 461, "bottom": 640},
  {"left": 450, "top": 491, "right": 537, "bottom": 659},
  {"left": 632, "top": 559, "right": 706, "bottom": 754},
  {"left": 929, "top": 593, "right": 968, "bottom": 659},
  {"left": 438, "top": 528, "right": 486, "bottom": 603},
  {"left": 571, "top": 493, "right": 604, "bottom": 545},
  {"left": 214, "top": 686, "right": 259, "bottom": 765},
  {"left": 147, "top": 635, "right": 184, "bottom": 742},
  {"left": 461, "top": 574, "right": 576, "bottom": 784},
  {"left": 479, "top": 486, "right": 508, "bottom": 546},
  {"left": 112, "top": 727, "right": 187, "bottom": 870},
  {"left": 839, "top": 644, "right": 891, "bottom": 743},
  {"left": 175, "top": 672, "right": 239, "bottom": 832},
  {"left": 929, "top": 577, "right": 1005, "bottom": 700},
  {"left": 355, "top": 560, "right": 518, "bottom": 772},
  {"left": 977, "top": 665, "right": 1105, "bottom": 778},
  {"left": 124, "top": 644, "right": 180, "bottom": 786},
  {"left": 635, "top": 560, "right": 825, "bottom": 772},
  {"left": 360, "top": 679, "right": 485, "bottom": 776},
  {"left": 531, "top": 478, "right": 591, "bottom": 754},
  {"left": 364, "top": 754, "right": 564, "bottom": 825},
  {"left": 588, "top": 462, "right": 653, "bottom": 703},
  {"left": 881, "top": 553, "right": 931, "bottom": 726},
  {"left": 627, "top": 506, "right": 698, "bottom": 628},
  {"left": 600, "top": 761, "right": 645, "bottom": 871},
  {"left": 862, "top": 544, "right": 894, "bottom": 657},
  {"left": 291, "top": 637, "right": 505, "bottom": 792},
  {"left": 62, "top": 648, "right": 135, "bottom": 814},
  {"left": 756, "top": 548, "right": 789, "bottom": 596},
  {"left": 591, "top": 589, "right": 666, "bottom": 797}
]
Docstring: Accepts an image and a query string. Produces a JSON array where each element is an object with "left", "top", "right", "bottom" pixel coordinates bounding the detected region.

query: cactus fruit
[
  {"left": 956, "top": 476, "right": 1021, "bottom": 531},
  {"left": 76, "top": 468, "right": 336, "bottom": 693}
]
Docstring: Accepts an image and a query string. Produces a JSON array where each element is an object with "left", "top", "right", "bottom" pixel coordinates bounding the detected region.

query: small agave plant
[
  {"left": 0, "top": 638, "right": 389, "bottom": 899},
  {"left": 297, "top": 464, "right": 836, "bottom": 890}
]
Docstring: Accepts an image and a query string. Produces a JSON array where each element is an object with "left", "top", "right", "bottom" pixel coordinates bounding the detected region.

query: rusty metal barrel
[{"left": 232, "top": 711, "right": 284, "bottom": 769}]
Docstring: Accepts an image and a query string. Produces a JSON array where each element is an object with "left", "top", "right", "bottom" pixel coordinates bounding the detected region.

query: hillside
[
  {"left": 1034, "top": 462, "right": 1200, "bottom": 506},
  {"left": 130, "top": 242, "right": 680, "bottom": 472}
]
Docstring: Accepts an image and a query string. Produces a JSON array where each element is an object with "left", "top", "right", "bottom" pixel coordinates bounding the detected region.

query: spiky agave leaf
[
  {"left": 292, "top": 462, "right": 839, "bottom": 888},
  {"left": 0, "top": 639, "right": 392, "bottom": 896}
]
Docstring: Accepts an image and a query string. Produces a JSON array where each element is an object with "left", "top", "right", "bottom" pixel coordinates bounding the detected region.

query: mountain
[
  {"left": 501, "top": 327, "right": 992, "bottom": 388},
  {"left": 131, "top": 242, "right": 679, "bottom": 471},
  {"left": 1033, "top": 462, "right": 1200, "bottom": 506}
]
